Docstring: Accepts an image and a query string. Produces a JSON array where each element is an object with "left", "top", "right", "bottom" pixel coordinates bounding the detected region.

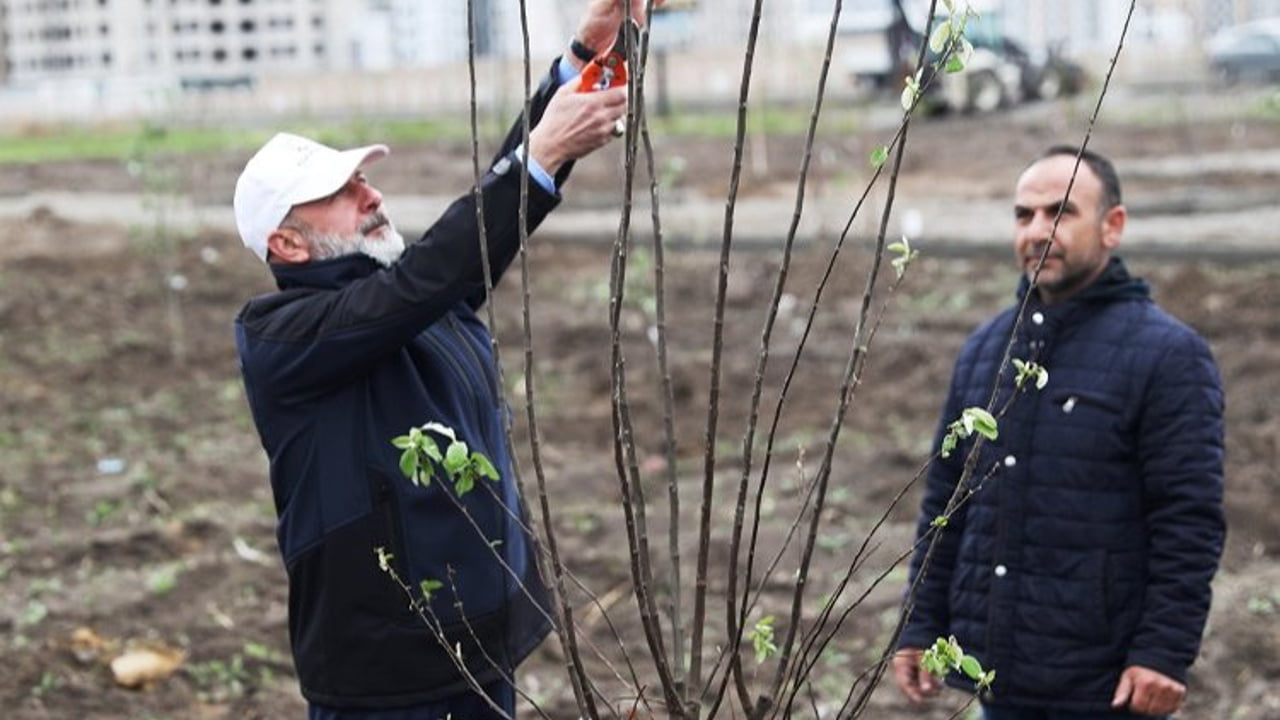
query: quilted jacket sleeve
[{"left": 1126, "top": 327, "right": 1226, "bottom": 682}]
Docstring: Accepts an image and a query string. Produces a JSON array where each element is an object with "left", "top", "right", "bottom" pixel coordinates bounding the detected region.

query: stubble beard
[{"left": 1026, "top": 252, "right": 1105, "bottom": 303}]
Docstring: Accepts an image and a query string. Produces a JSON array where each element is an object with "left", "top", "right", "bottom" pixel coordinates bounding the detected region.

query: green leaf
[
  {"left": 931, "top": 514, "right": 949, "bottom": 528},
  {"left": 940, "top": 432, "right": 957, "bottom": 458},
  {"left": 419, "top": 436, "right": 443, "bottom": 464},
  {"left": 454, "top": 473, "right": 475, "bottom": 497},
  {"left": 391, "top": 435, "right": 413, "bottom": 450},
  {"left": 966, "top": 408, "right": 998, "bottom": 440},
  {"left": 889, "top": 236, "right": 918, "bottom": 280},
  {"left": 945, "top": 54, "right": 966, "bottom": 73},
  {"left": 444, "top": 441, "right": 469, "bottom": 474},
  {"left": 1013, "top": 358, "right": 1050, "bottom": 392},
  {"left": 928, "top": 22, "right": 952, "bottom": 54},
  {"left": 471, "top": 452, "right": 499, "bottom": 480},
  {"left": 959, "top": 654, "right": 984, "bottom": 680},
  {"left": 419, "top": 578, "right": 443, "bottom": 602},
  {"left": 901, "top": 84, "right": 917, "bottom": 112},
  {"left": 921, "top": 638, "right": 953, "bottom": 676},
  {"left": 399, "top": 447, "right": 420, "bottom": 483},
  {"left": 870, "top": 145, "right": 889, "bottom": 169},
  {"left": 749, "top": 615, "right": 778, "bottom": 664}
]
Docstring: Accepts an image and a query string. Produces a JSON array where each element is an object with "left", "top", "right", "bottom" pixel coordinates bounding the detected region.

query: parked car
[{"left": 1206, "top": 18, "right": 1280, "bottom": 84}]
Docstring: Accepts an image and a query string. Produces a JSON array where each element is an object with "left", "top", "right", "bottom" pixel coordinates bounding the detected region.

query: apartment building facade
[
  {"left": 1, "top": 0, "right": 367, "bottom": 89},
  {"left": 0, "top": 0, "right": 569, "bottom": 87}
]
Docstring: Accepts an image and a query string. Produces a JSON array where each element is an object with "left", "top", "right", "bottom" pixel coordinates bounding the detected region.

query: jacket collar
[{"left": 271, "top": 254, "right": 381, "bottom": 291}]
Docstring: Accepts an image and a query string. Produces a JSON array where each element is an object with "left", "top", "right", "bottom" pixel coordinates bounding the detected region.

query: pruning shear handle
[{"left": 579, "top": 21, "right": 638, "bottom": 92}]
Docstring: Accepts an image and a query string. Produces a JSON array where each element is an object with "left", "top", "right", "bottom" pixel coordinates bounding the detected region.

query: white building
[
  {"left": 0, "top": 0, "right": 1276, "bottom": 120},
  {"left": 1, "top": 0, "right": 360, "bottom": 89}
]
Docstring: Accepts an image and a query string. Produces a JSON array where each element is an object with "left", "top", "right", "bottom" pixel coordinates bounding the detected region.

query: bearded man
[{"left": 231, "top": 2, "right": 656, "bottom": 717}]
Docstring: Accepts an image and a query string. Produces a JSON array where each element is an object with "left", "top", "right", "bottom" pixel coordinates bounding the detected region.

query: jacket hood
[{"left": 1017, "top": 255, "right": 1150, "bottom": 305}]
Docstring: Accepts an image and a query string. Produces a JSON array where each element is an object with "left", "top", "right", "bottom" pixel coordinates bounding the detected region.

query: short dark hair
[{"left": 1035, "top": 145, "right": 1122, "bottom": 211}]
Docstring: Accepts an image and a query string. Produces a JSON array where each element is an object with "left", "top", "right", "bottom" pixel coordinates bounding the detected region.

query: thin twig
[
  {"left": 504, "top": 1, "right": 600, "bottom": 716},
  {"left": 688, "top": 0, "right": 767, "bottom": 710},
  {"left": 607, "top": 3, "right": 685, "bottom": 716},
  {"left": 718, "top": 0, "right": 848, "bottom": 715}
]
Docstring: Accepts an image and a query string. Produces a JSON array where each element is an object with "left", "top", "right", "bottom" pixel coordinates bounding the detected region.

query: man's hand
[
  {"left": 527, "top": 80, "right": 627, "bottom": 174},
  {"left": 572, "top": 0, "right": 665, "bottom": 65},
  {"left": 1111, "top": 665, "right": 1185, "bottom": 717},
  {"left": 892, "top": 647, "right": 942, "bottom": 706}
]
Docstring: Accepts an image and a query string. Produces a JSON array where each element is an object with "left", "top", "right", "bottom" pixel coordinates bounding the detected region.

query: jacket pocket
[
  {"left": 1048, "top": 388, "right": 1130, "bottom": 462},
  {"left": 1051, "top": 388, "right": 1123, "bottom": 416},
  {"left": 366, "top": 470, "right": 425, "bottom": 630}
]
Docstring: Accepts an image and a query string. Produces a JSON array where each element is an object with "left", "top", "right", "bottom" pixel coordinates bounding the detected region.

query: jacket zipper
[
  {"left": 445, "top": 313, "right": 499, "bottom": 412},
  {"left": 420, "top": 314, "right": 495, "bottom": 437}
]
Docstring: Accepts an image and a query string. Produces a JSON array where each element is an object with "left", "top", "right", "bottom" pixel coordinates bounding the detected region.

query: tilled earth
[{"left": 1, "top": 94, "right": 1279, "bottom": 719}]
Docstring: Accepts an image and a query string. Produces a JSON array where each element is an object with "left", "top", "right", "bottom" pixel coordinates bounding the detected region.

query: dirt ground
[{"left": 1, "top": 87, "right": 1278, "bottom": 720}]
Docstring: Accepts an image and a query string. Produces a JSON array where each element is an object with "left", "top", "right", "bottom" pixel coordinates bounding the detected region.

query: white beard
[{"left": 307, "top": 214, "right": 406, "bottom": 268}]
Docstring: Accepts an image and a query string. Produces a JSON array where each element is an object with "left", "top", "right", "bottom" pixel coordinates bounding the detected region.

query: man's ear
[
  {"left": 1101, "top": 204, "right": 1126, "bottom": 250},
  {"left": 266, "top": 227, "right": 311, "bottom": 265}
]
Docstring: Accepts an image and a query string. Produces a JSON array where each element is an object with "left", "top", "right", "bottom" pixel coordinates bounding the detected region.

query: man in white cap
[{"left": 232, "top": 2, "right": 659, "bottom": 718}]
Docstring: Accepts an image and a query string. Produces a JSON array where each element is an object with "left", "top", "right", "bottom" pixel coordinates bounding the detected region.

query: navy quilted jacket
[
  {"left": 900, "top": 257, "right": 1225, "bottom": 711},
  {"left": 235, "top": 68, "right": 570, "bottom": 709}
]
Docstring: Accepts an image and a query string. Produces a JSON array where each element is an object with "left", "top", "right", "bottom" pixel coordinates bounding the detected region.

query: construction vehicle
[{"left": 839, "top": 0, "right": 1084, "bottom": 113}]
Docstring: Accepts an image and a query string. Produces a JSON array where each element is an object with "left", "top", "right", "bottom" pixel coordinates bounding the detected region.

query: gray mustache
[{"left": 360, "top": 212, "right": 389, "bottom": 234}]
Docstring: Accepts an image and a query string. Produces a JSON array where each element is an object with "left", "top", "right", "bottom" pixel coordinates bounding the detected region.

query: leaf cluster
[
  {"left": 900, "top": 0, "right": 978, "bottom": 111},
  {"left": 747, "top": 615, "right": 779, "bottom": 665},
  {"left": 1012, "top": 358, "right": 1049, "bottom": 391},
  {"left": 939, "top": 407, "right": 998, "bottom": 459},
  {"left": 392, "top": 422, "right": 499, "bottom": 497},
  {"left": 921, "top": 635, "right": 995, "bottom": 691}
]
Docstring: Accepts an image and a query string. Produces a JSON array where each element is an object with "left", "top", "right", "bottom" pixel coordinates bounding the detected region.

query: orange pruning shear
[{"left": 579, "top": 20, "right": 638, "bottom": 92}]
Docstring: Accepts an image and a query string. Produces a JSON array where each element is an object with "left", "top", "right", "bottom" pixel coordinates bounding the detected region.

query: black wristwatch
[{"left": 569, "top": 37, "right": 596, "bottom": 63}]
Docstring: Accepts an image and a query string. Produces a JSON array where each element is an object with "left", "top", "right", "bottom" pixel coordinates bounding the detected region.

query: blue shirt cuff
[
  {"left": 513, "top": 143, "right": 557, "bottom": 195},
  {"left": 555, "top": 55, "right": 580, "bottom": 86}
]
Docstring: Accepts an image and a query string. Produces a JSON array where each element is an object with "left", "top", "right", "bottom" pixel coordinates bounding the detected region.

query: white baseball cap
[{"left": 233, "top": 132, "right": 389, "bottom": 261}]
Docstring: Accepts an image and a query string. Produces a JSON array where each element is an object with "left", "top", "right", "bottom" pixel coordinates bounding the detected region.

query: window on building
[
  {"left": 242, "top": 46, "right": 257, "bottom": 60},
  {"left": 240, "top": 19, "right": 255, "bottom": 32},
  {"left": 212, "top": 47, "right": 227, "bottom": 61},
  {"left": 211, "top": 20, "right": 225, "bottom": 33}
]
